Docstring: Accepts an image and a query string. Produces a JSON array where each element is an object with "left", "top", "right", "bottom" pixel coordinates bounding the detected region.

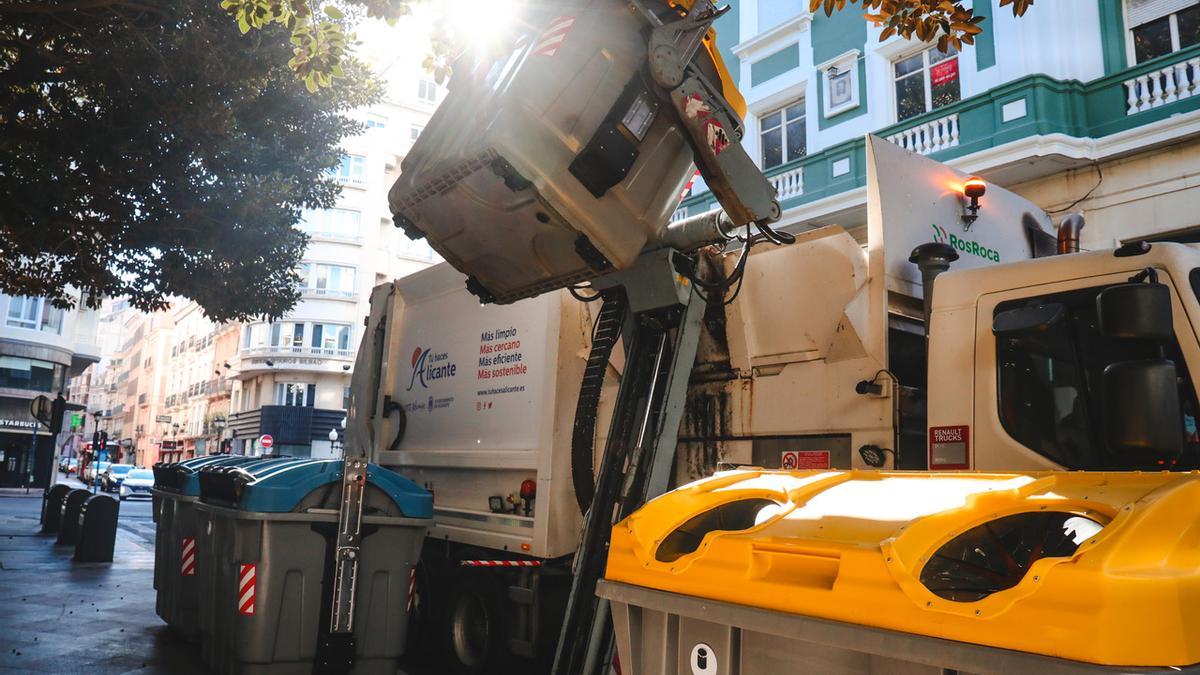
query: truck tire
[{"left": 444, "top": 573, "right": 510, "bottom": 675}]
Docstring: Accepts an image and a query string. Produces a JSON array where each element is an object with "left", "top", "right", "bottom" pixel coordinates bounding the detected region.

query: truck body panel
[{"left": 361, "top": 263, "right": 615, "bottom": 559}]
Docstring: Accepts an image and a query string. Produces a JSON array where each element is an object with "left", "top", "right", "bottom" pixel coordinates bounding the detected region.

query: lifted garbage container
[
  {"left": 56, "top": 488, "right": 91, "bottom": 546},
  {"left": 195, "top": 458, "right": 431, "bottom": 675},
  {"left": 41, "top": 484, "right": 72, "bottom": 533},
  {"left": 152, "top": 455, "right": 259, "bottom": 639},
  {"left": 601, "top": 470, "right": 1200, "bottom": 674},
  {"left": 75, "top": 493, "right": 119, "bottom": 563}
]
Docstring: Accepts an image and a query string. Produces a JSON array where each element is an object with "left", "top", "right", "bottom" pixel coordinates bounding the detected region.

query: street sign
[
  {"left": 156, "top": 415, "right": 172, "bottom": 423},
  {"left": 30, "top": 395, "right": 51, "bottom": 428},
  {"left": 259, "top": 434, "right": 274, "bottom": 450}
]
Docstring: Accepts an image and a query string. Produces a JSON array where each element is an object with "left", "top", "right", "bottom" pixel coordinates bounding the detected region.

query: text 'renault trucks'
[{"left": 342, "top": 1, "right": 1200, "bottom": 673}]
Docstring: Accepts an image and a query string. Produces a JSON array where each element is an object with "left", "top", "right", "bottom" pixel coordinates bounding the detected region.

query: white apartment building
[
  {"left": 0, "top": 292, "right": 100, "bottom": 487},
  {"left": 227, "top": 17, "right": 442, "bottom": 458}
]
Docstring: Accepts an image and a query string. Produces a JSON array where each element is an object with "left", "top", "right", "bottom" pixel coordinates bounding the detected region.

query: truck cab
[{"left": 930, "top": 241, "right": 1200, "bottom": 471}]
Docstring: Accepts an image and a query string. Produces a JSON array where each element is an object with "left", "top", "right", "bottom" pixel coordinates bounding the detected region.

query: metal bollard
[
  {"left": 41, "top": 484, "right": 72, "bottom": 533},
  {"left": 57, "top": 489, "right": 92, "bottom": 546},
  {"left": 75, "top": 494, "right": 119, "bottom": 563}
]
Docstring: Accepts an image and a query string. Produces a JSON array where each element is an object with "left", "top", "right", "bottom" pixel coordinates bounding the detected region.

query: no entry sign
[{"left": 259, "top": 434, "right": 274, "bottom": 450}]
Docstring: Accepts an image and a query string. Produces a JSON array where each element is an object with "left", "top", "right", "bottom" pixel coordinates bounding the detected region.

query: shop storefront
[{"left": 0, "top": 400, "right": 53, "bottom": 488}]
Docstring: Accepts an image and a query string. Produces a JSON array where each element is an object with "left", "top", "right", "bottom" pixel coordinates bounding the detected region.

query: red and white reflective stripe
[
  {"left": 238, "top": 563, "right": 256, "bottom": 616},
  {"left": 532, "top": 16, "right": 574, "bottom": 57},
  {"left": 679, "top": 170, "right": 700, "bottom": 202},
  {"left": 180, "top": 537, "right": 196, "bottom": 577},
  {"left": 406, "top": 568, "right": 416, "bottom": 613},
  {"left": 459, "top": 560, "right": 542, "bottom": 568}
]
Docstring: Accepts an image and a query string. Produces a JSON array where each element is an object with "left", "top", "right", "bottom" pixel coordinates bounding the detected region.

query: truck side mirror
[
  {"left": 992, "top": 303, "right": 1064, "bottom": 338},
  {"left": 1096, "top": 281, "right": 1173, "bottom": 342},
  {"left": 1102, "top": 359, "right": 1183, "bottom": 459}
]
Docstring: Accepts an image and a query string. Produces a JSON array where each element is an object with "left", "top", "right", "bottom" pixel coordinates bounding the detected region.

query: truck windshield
[{"left": 995, "top": 284, "right": 1200, "bottom": 470}]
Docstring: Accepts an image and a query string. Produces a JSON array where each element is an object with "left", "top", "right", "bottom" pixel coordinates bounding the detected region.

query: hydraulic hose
[{"left": 570, "top": 289, "right": 628, "bottom": 514}]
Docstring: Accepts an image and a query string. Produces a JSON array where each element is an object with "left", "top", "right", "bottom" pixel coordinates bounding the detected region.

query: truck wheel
[{"left": 444, "top": 574, "right": 509, "bottom": 675}]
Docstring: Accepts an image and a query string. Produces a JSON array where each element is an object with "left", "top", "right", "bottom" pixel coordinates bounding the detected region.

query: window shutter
[{"left": 1126, "top": 0, "right": 1196, "bottom": 27}]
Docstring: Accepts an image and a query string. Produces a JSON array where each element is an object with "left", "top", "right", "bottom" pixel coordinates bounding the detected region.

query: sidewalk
[{"left": 0, "top": 491, "right": 204, "bottom": 674}]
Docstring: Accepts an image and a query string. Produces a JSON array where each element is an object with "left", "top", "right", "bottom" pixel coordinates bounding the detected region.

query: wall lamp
[{"left": 961, "top": 176, "right": 986, "bottom": 229}]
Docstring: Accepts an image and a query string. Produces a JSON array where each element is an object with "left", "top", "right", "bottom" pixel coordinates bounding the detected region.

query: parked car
[
  {"left": 100, "top": 463, "right": 134, "bottom": 493},
  {"left": 82, "top": 460, "right": 110, "bottom": 486},
  {"left": 118, "top": 468, "right": 154, "bottom": 501}
]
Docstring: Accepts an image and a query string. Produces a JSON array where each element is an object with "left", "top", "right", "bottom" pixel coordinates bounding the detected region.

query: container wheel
[{"left": 444, "top": 573, "right": 510, "bottom": 675}]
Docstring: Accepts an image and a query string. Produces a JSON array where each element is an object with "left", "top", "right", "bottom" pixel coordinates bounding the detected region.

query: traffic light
[
  {"left": 48, "top": 394, "right": 65, "bottom": 434},
  {"left": 99, "top": 431, "right": 108, "bottom": 451}
]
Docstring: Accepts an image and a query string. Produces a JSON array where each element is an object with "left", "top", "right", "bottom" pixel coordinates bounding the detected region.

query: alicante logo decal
[{"left": 407, "top": 347, "right": 457, "bottom": 391}]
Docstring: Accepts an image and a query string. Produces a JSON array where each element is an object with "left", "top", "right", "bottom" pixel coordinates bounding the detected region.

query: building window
[
  {"left": 418, "top": 79, "right": 438, "bottom": 104},
  {"left": 5, "top": 296, "right": 64, "bottom": 334},
  {"left": 299, "top": 263, "right": 357, "bottom": 297},
  {"left": 366, "top": 114, "right": 387, "bottom": 129},
  {"left": 759, "top": 100, "right": 806, "bottom": 169},
  {"left": 300, "top": 208, "right": 362, "bottom": 240},
  {"left": 269, "top": 322, "right": 306, "bottom": 350},
  {"left": 343, "top": 385, "right": 351, "bottom": 411},
  {"left": 243, "top": 323, "right": 270, "bottom": 350},
  {"left": 311, "top": 323, "right": 353, "bottom": 352},
  {"left": 1128, "top": 0, "right": 1200, "bottom": 63},
  {"left": 275, "top": 382, "right": 315, "bottom": 407},
  {"left": 893, "top": 46, "right": 961, "bottom": 122},
  {"left": 330, "top": 154, "right": 366, "bottom": 184},
  {"left": 410, "top": 124, "right": 424, "bottom": 142},
  {"left": 0, "top": 356, "right": 65, "bottom": 392}
]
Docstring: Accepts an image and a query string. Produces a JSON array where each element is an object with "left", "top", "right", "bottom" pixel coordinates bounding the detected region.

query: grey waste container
[
  {"left": 75, "top": 493, "right": 118, "bottom": 562},
  {"left": 195, "top": 458, "right": 432, "bottom": 675},
  {"left": 56, "top": 489, "right": 91, "bottom": 546},
  {"left": 152, "top": 454, "right": 258, "bottom": 639},
  {"left": 41, "top": 484, "right": 72, "bottom": 533}
]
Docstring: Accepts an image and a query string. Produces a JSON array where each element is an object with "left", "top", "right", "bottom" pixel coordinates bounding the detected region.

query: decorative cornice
[{"left": 733, "top": 13, "right": 812, "bottom": 59}]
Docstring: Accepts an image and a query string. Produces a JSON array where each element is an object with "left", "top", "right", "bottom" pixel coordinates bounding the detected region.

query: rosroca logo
[
  {"left": 930, "top": 223, "right": 1000, "bottom": 263},
  {"left": 407, "top": 347, "right": 457, "bottom": 391}
]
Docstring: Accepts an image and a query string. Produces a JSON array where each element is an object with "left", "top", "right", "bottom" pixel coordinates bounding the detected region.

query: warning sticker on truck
[{"left": 781, "top": 450, "right": 829, "bottom": 470}]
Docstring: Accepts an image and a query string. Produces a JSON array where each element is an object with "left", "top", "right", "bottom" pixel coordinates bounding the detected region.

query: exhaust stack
[
  {"left": 909, "top": 242, "right": 959, "bottom": 337},
  {"left": 1057, "top": 213, "right": 1085, "bottom": 254}
]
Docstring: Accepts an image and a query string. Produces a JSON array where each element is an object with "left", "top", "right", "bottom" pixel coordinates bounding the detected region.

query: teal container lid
[
  {"left": 153, "top": 455, "right": 260, "bottom": 496},
  {"left": 199, "top": 458, "right": 432, "bottom": 517}
]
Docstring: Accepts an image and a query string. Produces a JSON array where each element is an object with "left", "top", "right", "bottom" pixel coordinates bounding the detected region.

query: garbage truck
[
  {"left": 341, "top": 0, "right": 1200, "bottom": 673},
  {"left": 358, "top": 118, "right": 1200, "bottom": 672}
]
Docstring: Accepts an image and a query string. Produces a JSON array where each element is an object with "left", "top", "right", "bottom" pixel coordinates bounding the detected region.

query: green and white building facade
[{"left": 679, "top": 0, "right": 1200, "bottom": 247}]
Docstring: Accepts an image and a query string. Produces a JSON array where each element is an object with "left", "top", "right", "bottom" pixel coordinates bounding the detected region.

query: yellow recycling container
[{"left": 601, "top": 470, "right": 1200, "bottom": 672}]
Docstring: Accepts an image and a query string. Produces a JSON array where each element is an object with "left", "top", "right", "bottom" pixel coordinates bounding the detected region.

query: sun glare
[{"left": 444, "top": 0, "right": 521, "bottom": 51}]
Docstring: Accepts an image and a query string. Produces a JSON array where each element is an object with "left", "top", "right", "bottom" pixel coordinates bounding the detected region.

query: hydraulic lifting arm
[{"left": 552, "top": 4, "right": 789, "bottom": 673}]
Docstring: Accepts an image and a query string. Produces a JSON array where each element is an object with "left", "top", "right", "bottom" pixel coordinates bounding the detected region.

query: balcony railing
[
  {"left": 1125, "top": 56, "right": 1200, "bottom": 114},
  {"left": 298, "top": 286, "right": 357, "bottom": 300},
  {"left": 303, "top": 229, "right": 362, "bottom": 242},
  {"left": 242, "top": 345, "right": 354, "bottom": 358},
  {"left": 769, "top": 164, "right": 804, "bottom": 200},
  {"left": 886, "top": 112, "right": 960, "bottom": 156}
]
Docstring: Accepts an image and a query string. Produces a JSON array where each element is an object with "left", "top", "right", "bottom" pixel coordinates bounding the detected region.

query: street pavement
[{"left": 0, "top": 477, "right": 200, "bottom": 674}]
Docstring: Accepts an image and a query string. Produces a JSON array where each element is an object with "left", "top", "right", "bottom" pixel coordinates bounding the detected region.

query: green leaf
[{"left": 323, "top": 5, "right": 344, "bottom": 20}]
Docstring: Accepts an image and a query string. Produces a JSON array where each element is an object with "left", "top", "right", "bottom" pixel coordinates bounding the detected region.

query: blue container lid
[
  {"left": 154, "top": 455, "right": 260, "bottom": 496},
  {"left": 200, "top": 458, "right": 432, "bottom": 518}
]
